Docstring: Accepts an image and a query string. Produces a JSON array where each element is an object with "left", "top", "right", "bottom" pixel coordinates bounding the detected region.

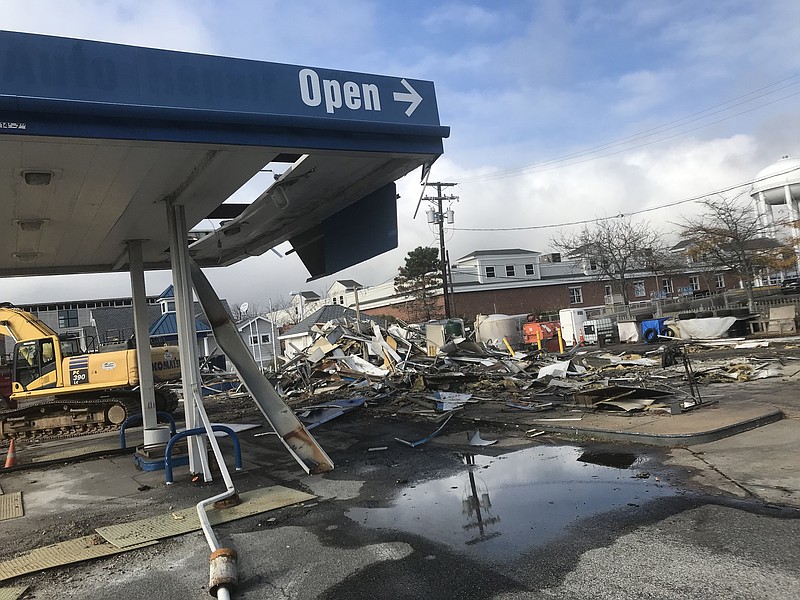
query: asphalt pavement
[{"left": 0, "top": 347, "right": 798, "bottom": 599}]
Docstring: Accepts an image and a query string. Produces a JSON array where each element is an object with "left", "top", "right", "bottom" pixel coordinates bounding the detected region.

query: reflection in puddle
[
  {"left": 463, "top": 453, "right": 501, "bottom": 545},
  {"left": 577, "top": 451, "right": 638, "bottom": 469},
  {"left": 348, "top": 445, "right": 672, "bottom": 560}
]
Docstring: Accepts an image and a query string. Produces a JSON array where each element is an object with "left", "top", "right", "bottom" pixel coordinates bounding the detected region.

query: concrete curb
[{"left": 532, "top": 409, "right": 784, "bottom": 446}]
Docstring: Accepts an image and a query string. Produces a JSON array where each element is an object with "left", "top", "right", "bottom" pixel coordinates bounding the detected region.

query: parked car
[{"left": 781, "top": 278, "right": 800, "bottom": 295}]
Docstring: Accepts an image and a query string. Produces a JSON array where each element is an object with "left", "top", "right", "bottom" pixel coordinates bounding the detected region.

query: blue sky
[{"left": 4, "top": 0, "right": 800, "bottom": 306}]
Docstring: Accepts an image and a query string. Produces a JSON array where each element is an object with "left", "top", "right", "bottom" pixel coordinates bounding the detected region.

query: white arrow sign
[{"left": 393, "top": 79, "right": 423, "bottom": 116}]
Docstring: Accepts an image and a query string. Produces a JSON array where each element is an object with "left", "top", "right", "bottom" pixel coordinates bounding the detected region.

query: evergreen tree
[{"left": 394, "top": 246, "right": 442, "bottom": 322}]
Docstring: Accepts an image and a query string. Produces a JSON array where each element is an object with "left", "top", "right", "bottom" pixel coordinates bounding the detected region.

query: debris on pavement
[
  {"left": 395, "top": 414, "right": 454, "bottom": 448},
  {"left": 468, "top": 430, "right": 498, "bottom": 446},
  {"left": 296, "top": 398, "right": 366, "bottom": 430},
  {"left": 192, "top": 314, "right": 800, "bottom": 437}
]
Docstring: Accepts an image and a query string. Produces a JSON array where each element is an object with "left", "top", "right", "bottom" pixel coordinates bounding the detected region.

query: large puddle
[{"left": 348, "top": 445, "right": 673, "bottom": 559}]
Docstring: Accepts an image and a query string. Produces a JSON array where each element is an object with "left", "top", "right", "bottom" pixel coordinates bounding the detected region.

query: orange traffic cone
[{"left": 4, "top": 439, "right": 16, "bottom": 469}]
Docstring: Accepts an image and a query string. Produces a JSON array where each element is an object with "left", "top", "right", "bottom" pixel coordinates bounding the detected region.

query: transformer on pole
[{"left": 422, "top": 182, "right": 458, "bottom": 318}]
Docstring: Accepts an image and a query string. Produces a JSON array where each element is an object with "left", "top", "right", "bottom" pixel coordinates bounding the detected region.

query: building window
[
  {"left": 261, "top": 334, "right": 271, "bottom": 344},
  {"left": 715, "top": 273, "right": 725, "bottom": 288},
  {"left": 58, "top": 309, "right": 78, "bottom": 329},
  {"left": 633, "top": 281, "right": 646, "bottom": 297},
  {"left": 662, "top": 278, "right": 674, "bottom": 294},
  {"left": 589, "top": 259, "right": 597, "bottom": 271},
  {"left": 505, "top": 265, "right": 515, "bottom": 277},
  {"left": 569, "top": 287, "right": 583, "bottom": 304},
  {"left": 525, "top": 264, "right": 535, "bottom": 276},
  {"left": 249, "top": 336, "right": 259, "bottom": 345},
  {"left": 339, "top": 295, "right": 344, "bottom": 305},
  {"left": 332, "top": 297, "right": 337, "bottom": 304},
  {"left": 604, "top": 285, "right": 612, "bottom": 297},
  {"left": 485, "top": 266, "right": 495, "bottom": 278},
  {"left": 689, "top": 276, "right": 700, "bottom": 291}
]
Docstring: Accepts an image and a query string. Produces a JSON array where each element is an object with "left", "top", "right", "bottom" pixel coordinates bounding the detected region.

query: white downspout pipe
[
  {"left": 166, "top": 202, "right": 236, "bottom": 597},
  {"left": 192, "top": 385, "right": 239, "bottom": 599}
]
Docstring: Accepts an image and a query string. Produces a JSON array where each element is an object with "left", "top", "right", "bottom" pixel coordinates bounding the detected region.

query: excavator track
[{"left": 0, "top": 389, "right": 178, "bottom": 441}]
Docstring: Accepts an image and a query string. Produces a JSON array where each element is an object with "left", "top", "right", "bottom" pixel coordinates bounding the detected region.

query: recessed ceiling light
[
  {"left": 22, "top": 171, "right": 53, "bottom": 186},
  {"left": 14, "top": 219, "right": 48, "bottom": 231},
  {"left": 13, "top": 252, "right": 42, "bottom": 262}
]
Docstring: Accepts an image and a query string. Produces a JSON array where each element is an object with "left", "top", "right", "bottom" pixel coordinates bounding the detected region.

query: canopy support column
[
  {"left": 167, "top": 202, "right": 211, "bottom": 481},
  {"left": 127, "top": 240, "right": 167, "bottom": 446}
]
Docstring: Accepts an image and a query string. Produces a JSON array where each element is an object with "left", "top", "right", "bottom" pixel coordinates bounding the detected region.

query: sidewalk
[{"left": 518, "top": 402, "right": 783, "bottom": 446}]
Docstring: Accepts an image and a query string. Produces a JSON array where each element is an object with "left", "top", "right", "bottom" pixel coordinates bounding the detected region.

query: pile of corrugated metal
[{"left": 201, "top": 316, "right": 800, "bottom": 427}]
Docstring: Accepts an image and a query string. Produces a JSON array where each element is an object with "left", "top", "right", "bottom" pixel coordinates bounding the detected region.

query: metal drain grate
[
  {"left": 0, "top": 493, "right": 23, "bottom": 521},
  {"left": 97, "top": 485, "right": 315, "bottom": 548},
  {"left": 0, "top": 585, "right": 29, "bottom": 600},
  {"left": 0, "top": 536, "right": 156, "bottom": 582}
]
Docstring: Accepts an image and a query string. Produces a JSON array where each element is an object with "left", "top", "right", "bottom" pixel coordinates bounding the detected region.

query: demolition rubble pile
[{"left": 206, "top": 317, "right": 799, "bottom": 426}]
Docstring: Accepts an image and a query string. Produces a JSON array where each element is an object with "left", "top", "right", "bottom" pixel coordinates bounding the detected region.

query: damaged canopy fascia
[{"left": 0, "top": 31, "right": 449, "bottom": 277}]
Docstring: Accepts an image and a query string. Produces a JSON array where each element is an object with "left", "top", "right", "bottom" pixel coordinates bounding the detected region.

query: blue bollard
[{"left": 164, "top": 425, "right": 242, "bottom": 485}]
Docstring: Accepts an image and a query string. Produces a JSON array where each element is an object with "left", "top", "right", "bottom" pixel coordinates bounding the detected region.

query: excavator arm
[{"left": 0, "top": 306, "right": 59, "bottom": 343}]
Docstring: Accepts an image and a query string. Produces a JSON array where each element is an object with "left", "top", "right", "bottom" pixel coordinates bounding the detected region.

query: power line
[{"left": 453, "top": 165, "right": 800, "bottom": 232}]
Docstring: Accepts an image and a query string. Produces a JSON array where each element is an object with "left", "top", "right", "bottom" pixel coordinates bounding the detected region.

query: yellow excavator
[{"left": 0, "top": 304, "right": 182, "bottom": 439}]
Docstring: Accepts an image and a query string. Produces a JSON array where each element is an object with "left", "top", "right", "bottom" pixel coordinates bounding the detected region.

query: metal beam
[{"left": 189, "top": 258, "right": 334, "bottom": 474}]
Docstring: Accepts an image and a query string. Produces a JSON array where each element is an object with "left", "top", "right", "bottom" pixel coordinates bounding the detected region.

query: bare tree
[
  {"left": 265, "top": 295, "right": 300, "bottom": 325},
  {"left": 552, "top": 217, "right": 669, "bottom": 318},
  {"left": 679, "top": 194, "right": 796, "bottom": 310},
  {"left": 229, "top": 302, "right": 263, "bottom": 322}
]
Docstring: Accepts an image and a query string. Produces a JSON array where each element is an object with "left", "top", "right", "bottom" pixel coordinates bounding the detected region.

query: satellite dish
[{"left": 239, "top": 302, "right": 249, "bottom": 314}]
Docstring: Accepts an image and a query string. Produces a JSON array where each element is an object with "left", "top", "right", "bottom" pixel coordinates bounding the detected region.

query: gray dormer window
[{"left": 485, "top": 266, "right": 496, "bottom": 278}]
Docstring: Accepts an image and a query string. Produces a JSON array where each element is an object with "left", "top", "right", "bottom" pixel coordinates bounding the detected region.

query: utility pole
[
  {"left": 424, "top": 182, "right": 458, "bottom": 319},
  {"left": 353, "top": 285, "right": 361, "bottom": 325}
]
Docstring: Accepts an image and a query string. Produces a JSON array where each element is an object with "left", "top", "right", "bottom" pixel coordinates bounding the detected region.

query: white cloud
[
  {"left": 2, "top": 0, "right": 216, "bottom": 53},
  {"left": 434, "top": 133, "right": 767, "bottom": 258},
  {"left": 422, "top": 4, "right": 501, "bottom": 32},
  {"left": 614, "top": 69, "right": 676, "bottom": 116},
  {"left": 3, "top": 1, "right": 800, "bottom": 309}
]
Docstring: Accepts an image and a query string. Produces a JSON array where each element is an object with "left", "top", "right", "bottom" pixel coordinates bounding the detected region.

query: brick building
[{"left": 356, "top": 248, "right": 736, "bottom": 323}]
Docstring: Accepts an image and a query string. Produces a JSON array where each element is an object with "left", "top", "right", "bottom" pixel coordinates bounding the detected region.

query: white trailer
[{"left": 559, "top": 308, "right": 588, "bottom": 347}]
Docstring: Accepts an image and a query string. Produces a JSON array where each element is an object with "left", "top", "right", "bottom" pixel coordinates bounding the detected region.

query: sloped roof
[
  {"left": 456, "top": 249, "right": 539, "bottom": 261},
  {"left": 237, "top": 315, "right": 278, "bottom": 331},
  {"left": 92, "top": 305, "right": 163, "bottom": 343},
  {"left": 92, "top": 299, "right": 231, "bottom": 342},
  {"left": 334, "top": 279, "right": 362, "bottom": 289},
  {"left": 281, "top": 304, "right": 376, "bottom": 337},
  {"left": 670, "top": 240, "right": 693, "bottom": 251},
  {"left": 671, "top": 237, "right": 780, "bottom": 252},
  {"left": 149, "top": 312, "right": 211, "bottom": 337},
  {"left": 299, "top": 291, "right": 321, "bottom": 300}
]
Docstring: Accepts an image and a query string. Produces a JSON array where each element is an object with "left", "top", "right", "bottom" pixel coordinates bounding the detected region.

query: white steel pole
[{"left": 127, "top": 240, "right": 159, "bottom": 437}]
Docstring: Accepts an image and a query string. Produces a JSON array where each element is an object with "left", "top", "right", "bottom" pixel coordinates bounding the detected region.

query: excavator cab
[{"left": 13, "top": 338, "right": 58, "bottom": 391}]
